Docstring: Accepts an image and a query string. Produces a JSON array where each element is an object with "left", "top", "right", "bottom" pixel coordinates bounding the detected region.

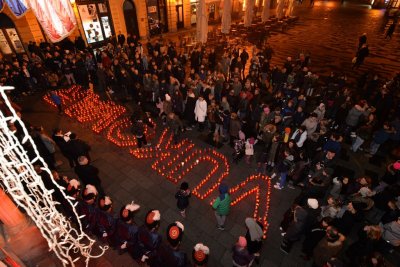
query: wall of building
[
  {"left": 108, "top": 0, "right": 149, "bottom": 39},
  {"left": 2, "top": 5, "right": 44, "bottom": 45}
]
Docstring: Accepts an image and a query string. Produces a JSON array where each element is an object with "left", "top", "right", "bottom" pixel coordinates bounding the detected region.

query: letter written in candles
[{"left": 43, "top": 86, "right": 272, "bottom": 237}]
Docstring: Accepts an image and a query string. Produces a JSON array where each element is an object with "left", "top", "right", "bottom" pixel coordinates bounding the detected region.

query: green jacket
[{"left": 212, "top": 194, "right": 231, "bottom": 216}]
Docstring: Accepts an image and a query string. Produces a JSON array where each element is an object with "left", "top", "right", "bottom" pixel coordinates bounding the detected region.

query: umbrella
[
  {"left": 221, "top": 0, "right": 232, "bottom": 34},
  {"left": 244, "top": 0, "right": 256, "bottom": 27},
  {"left": 261, "top": 0, "right": 270, "bottom": 22},
  {"left": 196, "top": 0, "right": 208, "bottom": 43}
]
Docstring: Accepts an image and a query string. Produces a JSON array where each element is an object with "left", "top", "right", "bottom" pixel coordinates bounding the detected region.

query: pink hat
[
  {"left": 249, "top": 137, "right": 255, "bottom": 145},
  {"left": 237, "top": 236, "right": 247, "bottom": 247},
  {"left": 393, "top": 161, "right": 400, "bottom": 170}
]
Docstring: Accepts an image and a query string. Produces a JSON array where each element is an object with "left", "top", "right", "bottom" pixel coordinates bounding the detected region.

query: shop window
[
  {"left": 0, "top": 14, "right": 25, "bottom": 55},
  {"left": 190, "top": 0, "right": 198, "bottom": 25},
  {"left": 147, "top": 0, "right": 168, "bottom": 36},
  {"left": 76, "top": 1, "right": 114, "bottom": 44}
]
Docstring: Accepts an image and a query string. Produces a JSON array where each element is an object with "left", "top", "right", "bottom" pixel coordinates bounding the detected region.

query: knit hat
[
  {"left": 237, "top": 236, "right": 247, "bottom": 247},
  {"left": 239, "top": 131, "right": 245, "bottom": 140},
  {"left": 249, "top": 137, "right": 255, "bottom": 145},
  {"left": 145, "top": 209, "right": 161, "bottom": 229},
  {"left": 307, "top": 198, "right": 319, "bottom": 209},
  {"left": 167, "top": 221, "right": 184, "bottom": 247},
  {"left": 192, "top": 243, "right": 210, "bottom": 265}
]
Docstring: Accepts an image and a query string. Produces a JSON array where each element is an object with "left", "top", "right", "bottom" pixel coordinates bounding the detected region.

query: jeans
[
  {"left": 369, "top": 141, "right": 381, "bottom": 155},
  {"left": 279, "top": 172, "right": 288, "bottom": 187},
  {"left": 65, "top": 73, "right": 75, "bottom": 85},
  {"left": 215, "top": 124, "right": 224, "bottom": 137},
  {"left": 215, "top": 211, "right": 226, "bottom": 227},
  {"left": 351, "top": 136, "right": 364, "bottom": 152}
]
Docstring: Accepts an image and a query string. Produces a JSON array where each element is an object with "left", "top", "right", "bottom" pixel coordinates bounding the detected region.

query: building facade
[{"left": 0, "top": 0, "right": 253, "bottom": 54}]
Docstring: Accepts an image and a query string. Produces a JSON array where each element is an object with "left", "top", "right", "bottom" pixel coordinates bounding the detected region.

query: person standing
[
  {"left": 385, "top": 21, "right": 397, "bottom": 39},
  {"left": 352, "top": 44, "right": 369, "bottom": 69},
  {"left": 52, "top": 128, "right": 74, "bottom": 168},
  {"left": 117, "top": 31, "right": 126, "bottom": 46},
  {"left": 192, "top": 243, "right": 210, "bottom": 267},
  {"left": 74, "top": 156, "right": 104, "bottom": 196},
  {"left": 150, "top": 222, "right": 189, "bottom": 267},
  {"left": 358, "top": 33, "right": 367, "bottom": 50},
  {"left": 245, "top": 218, "right": 264, "bottom": 264},
  {"left": 131, "top": 210, "right": 162, "bottom": 263},
  {"left": 175, "top": 182, "right": 191, "bottom": 218},
  {"left": 212, "top": 184, "right": 231, "bottom": 230},
  {"left": 232, "top": 236, "right": 255, "bottom": 267},
  {"left": 66, "top": 133, "right": 91, "bottom": 164},
  {"left": 195, "top": 95, "right": 207, "bottom": 132},
  {"left": 131, "top": 115, "right": 148, "bottom": 148}
]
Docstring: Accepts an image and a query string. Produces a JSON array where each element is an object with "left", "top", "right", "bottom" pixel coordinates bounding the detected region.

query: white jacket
[
  {"left": 194, "top": 99, "right": 207, "bottom": 122},
  {"left": 245, "top": 139, "right": 258, "bottom": 155},
  {"left": 291, "top": 129, "right": 308, "bottom": 148}
]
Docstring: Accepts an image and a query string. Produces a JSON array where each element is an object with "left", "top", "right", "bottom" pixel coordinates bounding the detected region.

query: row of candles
[
  {"left": 228, "top": 174, "right": 271, "bottom": 239},
  {"left": 43, "top": 88, "right": 272, "bottom": 237}
]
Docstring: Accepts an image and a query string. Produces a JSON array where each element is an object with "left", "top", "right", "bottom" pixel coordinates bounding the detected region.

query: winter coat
[
  {"left": 175, "top": 189, "right": 191, "bottom": 210},
  {"left": 194, "top": 99, "right": 207, "bottom": 122},
  {"left": 163, "top": 100, "right": 173, "bottom": 115},
  {"left": 313, "top": 237, "right": 344, "bottom": 267},
  {"left": 229, "top": 119, "right": 242, "bottom": 137},
  {"left": 345, "top": 105, "right": 366, "bottom": 127},
  {"left": 245, "top": 140, "right": 257, "bottom": 156},
  {"left": 381, "top": 221, "right": 400, "bottom": 246},
  {"left": 184, "top": 96, "right": 196, "bottom": 123},
  {"left": 232, "top": 245, "right": 254, "bottom": 266}
]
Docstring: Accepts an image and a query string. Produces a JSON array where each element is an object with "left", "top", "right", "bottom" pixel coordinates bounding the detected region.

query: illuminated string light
[{"left": 1, "top": 86, "right": 107, "bottom": 266}]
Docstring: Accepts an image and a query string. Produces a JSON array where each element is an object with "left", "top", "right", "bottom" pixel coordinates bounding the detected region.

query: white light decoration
[{"left": 0, "top": 86, "right": 107, "bottom": 266}]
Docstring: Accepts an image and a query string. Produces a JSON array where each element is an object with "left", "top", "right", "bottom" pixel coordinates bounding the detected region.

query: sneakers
[
  {"left": 274, "top": 184, "right": 283, "bottom": 190},
  {"left": 217, "top": 225, "right": 225, "bottom": 231}
]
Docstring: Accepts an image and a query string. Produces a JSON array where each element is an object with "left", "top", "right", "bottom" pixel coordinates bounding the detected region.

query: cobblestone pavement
[{"left": 19, "top": 2, "right": 399, "bottom": 267}]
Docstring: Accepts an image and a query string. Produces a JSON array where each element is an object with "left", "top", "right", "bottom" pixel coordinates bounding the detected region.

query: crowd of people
[{"left": 1, "top": 25, "right": 400, "bottom": 266}]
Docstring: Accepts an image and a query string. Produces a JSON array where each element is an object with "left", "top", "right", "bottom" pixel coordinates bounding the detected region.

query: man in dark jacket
[
  {"left": 66, "top": 133, "right": 91, "bottom": 164},
  {"left": 74, "top": 156, "right": 103, "bottom": 195}
]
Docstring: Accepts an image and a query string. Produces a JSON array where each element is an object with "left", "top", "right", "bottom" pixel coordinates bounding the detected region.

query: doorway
[
  {"left": 0, "top": 14, "right": 25, "bottom": 56},
  {"left": 176, "top": 0, "right": 184, "bottom": 29},
  {"left": 123, "top": 0, "right": 140, "bottom": 37}
]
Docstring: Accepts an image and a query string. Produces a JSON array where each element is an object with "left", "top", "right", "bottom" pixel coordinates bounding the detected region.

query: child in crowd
[
  {"left": 245, "top": 137, "right": 257, "bottom": 164},
  {"left": 175, "top": 182, "right": 191, "bottom": 218}
]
